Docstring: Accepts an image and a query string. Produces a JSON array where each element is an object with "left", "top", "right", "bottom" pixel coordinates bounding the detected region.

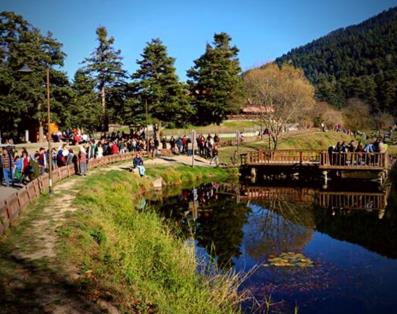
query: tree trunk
[
  {"left": 101, "top": 86, "right": 108, "bottom": 132},
  {"left": 271, "top": 134, "right": 278, "bottom": 151},
  {"left": 38, "top": 121, "right": 44, "bottom": 143},
  {"left": 101, "top": 86, "right": 106, "bottom": 113}
]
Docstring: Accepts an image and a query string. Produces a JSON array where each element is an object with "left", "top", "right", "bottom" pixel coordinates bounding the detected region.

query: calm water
[{"left": 145, "top": 178, "right": 397, "bottom": 314}]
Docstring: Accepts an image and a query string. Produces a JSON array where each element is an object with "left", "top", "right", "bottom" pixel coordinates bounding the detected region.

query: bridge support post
[
  {"left": 377, "top": 171, "right": 386, "bottom": 185},
  {"left": 250, "top": 167, "right": 257, "bottom": 184},
  {"left": 322, "top": 170, "right": 328, "bottom": 185}
]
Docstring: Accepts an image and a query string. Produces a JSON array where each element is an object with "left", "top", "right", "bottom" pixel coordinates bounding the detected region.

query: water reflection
[
  {"left": 146, "top": 177, "right": 397, "bottom": 314},
  {"left": 147, "top": 179, "right": 396, "bottom": 263},
  {"left": 145, "top": 178, "right": 397, "bottom": 313}
]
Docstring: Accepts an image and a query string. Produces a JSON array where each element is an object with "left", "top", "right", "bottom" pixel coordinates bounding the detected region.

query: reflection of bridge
[
  {"left": 237, "top": 185, "right": 389, "bottom": 211},
  {"left": 317, "top": 191, "right": 387, "bottom": 211},
  {"left": 240, "top": 150, "right": 392, "bottom": 180},
  {"left": 240, "top": 186, "right": 315, "bottom": 204}
]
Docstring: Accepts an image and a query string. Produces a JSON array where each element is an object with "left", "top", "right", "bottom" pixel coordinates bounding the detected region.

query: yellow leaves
[
  {"left": 265, "top": 252, "right": 314, "bottom": 268},
  {"left": 243, "top": 62, "right": 316, "bottom": 125}
]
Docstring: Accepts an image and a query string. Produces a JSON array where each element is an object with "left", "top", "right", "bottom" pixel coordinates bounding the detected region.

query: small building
[{"left": 228, "top": 102, "right": 274, "bottom": 120}]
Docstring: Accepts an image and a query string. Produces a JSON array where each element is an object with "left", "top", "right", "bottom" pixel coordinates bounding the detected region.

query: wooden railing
[
  {"left": 240, "top": 150, "right": 390, "bottom": 171},
  {"left": 0, "top": 151, "right": 141, "bottom": 236},
  {"left": 240, "top": 186, "right": 315, "bottom": 203},
  {"left": 317, "top": 191, "right": 386, "bottom": 210},
  {"left": 319, "top": 152, "right": 388, "bottom": 169},
  {"left": 240, "top": 150, "right": 321, "bottom": 165}
]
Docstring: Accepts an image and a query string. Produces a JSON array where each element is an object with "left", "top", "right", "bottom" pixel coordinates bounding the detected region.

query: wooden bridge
[
  {"left": 317, "top": 191, "right": 387, "bottom": 211},
  {"left": 240, "top": 186, "right": 315, "bottom": 203},
  {"left": 240, "top": 150, "right": 392, "bottom": 180},
  {"left": 239, "top": 186, "right": 388, "bottom": 211}
]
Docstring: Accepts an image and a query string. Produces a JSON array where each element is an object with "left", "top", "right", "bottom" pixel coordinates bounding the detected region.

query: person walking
[
  {"left": 210, "top": 143, "right": 220, "bottom": 167},
  {"left": 1, "top": 147, "right": 14, "bottom": 186},
  {"left": 78, "top": 145, "right": 88, "bottom": 176}
]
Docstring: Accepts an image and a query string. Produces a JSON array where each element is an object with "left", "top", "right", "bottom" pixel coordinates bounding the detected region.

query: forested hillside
[{"left": 275, "top": 7, "right": 397, "bottom": 116}]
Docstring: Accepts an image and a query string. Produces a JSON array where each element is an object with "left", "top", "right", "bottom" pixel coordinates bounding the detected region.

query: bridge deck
[{"left": 240, "top": 150, "right": 391, "bottom": 172}]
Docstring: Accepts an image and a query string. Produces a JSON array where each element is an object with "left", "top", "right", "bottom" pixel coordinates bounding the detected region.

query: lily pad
[{"left": 265, "top": 252, "right": 315, "bottom": 268}]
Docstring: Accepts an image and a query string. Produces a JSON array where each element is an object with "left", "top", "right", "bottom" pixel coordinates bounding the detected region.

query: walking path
[
  {"left": 0, "top": 155, "right": 212, "bottom": 204},
  {"left": 0, "top": 156, "right": 213, "bottom": 313}
]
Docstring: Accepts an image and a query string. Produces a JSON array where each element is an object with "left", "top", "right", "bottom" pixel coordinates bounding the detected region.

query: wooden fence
[
  {"left": 0, "top": 151, "right": 141, "bottom": 235},
  {"left": 240, "top": 150, "right": 321, "bottom": 165},
  {"left": 319, "top": 152, "right": 389, "bottom": 170},
  {"left": 240, "top": 150, "right": 391, "bottom": 171}
]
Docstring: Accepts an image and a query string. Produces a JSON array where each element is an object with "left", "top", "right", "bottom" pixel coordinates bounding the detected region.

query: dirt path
[
  {"left": 0, "top": 166, "right": 120, "bottom": 313},
  {"left": 0, "top": 157, "right": 214, "bottom": 313}
]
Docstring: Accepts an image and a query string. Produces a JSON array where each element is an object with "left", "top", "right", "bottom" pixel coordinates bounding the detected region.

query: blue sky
[{"left": 1, "top": 0, "right": 396, "bottom": 81}]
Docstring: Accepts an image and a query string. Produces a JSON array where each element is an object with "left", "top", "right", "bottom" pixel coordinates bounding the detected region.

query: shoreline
[{"left": 0, "top": 162, "right": 241, "bottom": 314}]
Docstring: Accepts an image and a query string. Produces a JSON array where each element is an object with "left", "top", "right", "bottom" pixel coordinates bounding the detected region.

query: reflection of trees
[
  {"left": 195, "top": 197, "right": 250, "bottom": 268},
  {"left": 244, "top": 200, "right": 314, "bottom": 260},
  {"left": 149, "top": 185, "right": 251, "bottom": 268},
  {"left": 148, "top": 193, "right": 193, "bottom": 240},
  {"left": 314, "top": 184, "right": 397, "bottom": 258}
]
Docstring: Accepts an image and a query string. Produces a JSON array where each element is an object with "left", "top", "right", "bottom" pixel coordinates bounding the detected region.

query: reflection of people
[{"left": 133, "top": 153, "right": 145, "bottom": 177}]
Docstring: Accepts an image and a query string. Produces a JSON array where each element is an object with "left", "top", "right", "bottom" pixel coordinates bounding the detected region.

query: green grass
[
  {"left": 58, "top": 166, "right": 241, "bottom": 313},
  {"left": 161, "top": 120, "right": 260, "bottom": 136},
  {"left": 275, "top": 131, "right": 354, "bottom": 150},
  {"left": 146, "top": 164, "right": 238, "bottom": 185},
  {"left": 0, "top": 194, "right": 50, "bottom": 257},
  {"left": 388, "top": 145, "right": 397, "bottom": 157}
]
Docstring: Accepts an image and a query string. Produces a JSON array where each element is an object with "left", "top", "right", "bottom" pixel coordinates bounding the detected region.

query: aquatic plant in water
[{"left": 264, "top": 252, "right": 314, "bottom": 267}]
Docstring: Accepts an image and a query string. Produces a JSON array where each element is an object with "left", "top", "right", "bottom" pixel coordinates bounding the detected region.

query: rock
[{"left": 152, "top": 178, "right": 163, "bottom": 189}]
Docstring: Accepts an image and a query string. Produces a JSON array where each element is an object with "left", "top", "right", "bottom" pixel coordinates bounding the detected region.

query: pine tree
[
  {"left": 187, "top": 32, "right": 244, "bottom": 125},
  {"left": 128, "top": 38, "right": 192, "bottom": 127},
  {"left": 276, "top": 7, "right": 397, "bottom": 115},
  {"left": 83, "top": 26, "right": 126, "bottom": 130},
  {"left": 0, "top": 11, "right": 67, "bottom": 140},
  {"left": 63, "top": 69, "right": 102, "bottom": 132}
]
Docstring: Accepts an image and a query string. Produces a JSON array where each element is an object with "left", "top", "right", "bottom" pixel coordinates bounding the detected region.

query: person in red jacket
[{"left": 111, "top": 141, "right": 119, "bottom": 155}]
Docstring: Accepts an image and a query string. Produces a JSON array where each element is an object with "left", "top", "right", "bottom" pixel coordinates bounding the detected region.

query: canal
[{"left": 143, "top": 176, "right": 397, "bottom": 313}]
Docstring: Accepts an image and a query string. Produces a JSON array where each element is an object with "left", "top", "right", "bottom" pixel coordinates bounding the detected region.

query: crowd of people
[
  {"left": 164, "top": 133, "right": 221, "bottom": 163},
  {"left": 0, "top": 144, "right": 89, "bottom": 187},
  {"left": 0, "top": 129, "right": 226, "bottom": 187},
  {"left": 327, "top": 138, "right": 387, "bottom": 165}
]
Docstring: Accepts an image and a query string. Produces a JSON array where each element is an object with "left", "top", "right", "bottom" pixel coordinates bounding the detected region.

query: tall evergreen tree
[
  {"left": 187, "top": 32, "right": 244, "bottom": 125},
  {"left": 127, "top": 38, "right": 192, "bottom": 127},
  {"left": 0, "top": 11, "right": 68, "bottom": 140},
  {"left": 62, "top": 69, "right": 101, "bottom": 132},
  {"left": 83, "top": 26, "right": 126, "bottom": 130}
]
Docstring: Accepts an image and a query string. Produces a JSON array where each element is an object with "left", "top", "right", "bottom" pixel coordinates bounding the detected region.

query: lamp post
[
  {"left": 18, "top": 65, "right": 53, "bottom": 193},
  {"left": 191, "top": 130, "right": 196, "bottom": 167}
]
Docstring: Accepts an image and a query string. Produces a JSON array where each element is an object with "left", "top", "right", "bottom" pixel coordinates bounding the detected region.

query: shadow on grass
[{"left": 0, "top": 253, "right": 107, "bottom": 314}]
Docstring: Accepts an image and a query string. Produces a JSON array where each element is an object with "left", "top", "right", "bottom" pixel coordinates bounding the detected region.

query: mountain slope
[{"left": 275, "top": 7, "right": 397, "bottom": 115}]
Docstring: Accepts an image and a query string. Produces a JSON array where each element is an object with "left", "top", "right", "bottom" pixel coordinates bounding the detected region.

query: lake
[{"left": 144, "top": 178, "right": 397, "bottom": 313}]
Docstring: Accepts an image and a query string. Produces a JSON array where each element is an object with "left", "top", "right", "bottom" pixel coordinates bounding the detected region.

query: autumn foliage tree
[{"left": 244, "top": 63, "right": 316, "bottom": 150}]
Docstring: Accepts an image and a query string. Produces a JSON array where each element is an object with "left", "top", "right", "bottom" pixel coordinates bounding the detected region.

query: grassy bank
[
  {"left": 161, "top": 120, "right": 260, "bottom": 136},
  {"left": 58, "top": 165, "right": 241, "bottom": 313}
]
